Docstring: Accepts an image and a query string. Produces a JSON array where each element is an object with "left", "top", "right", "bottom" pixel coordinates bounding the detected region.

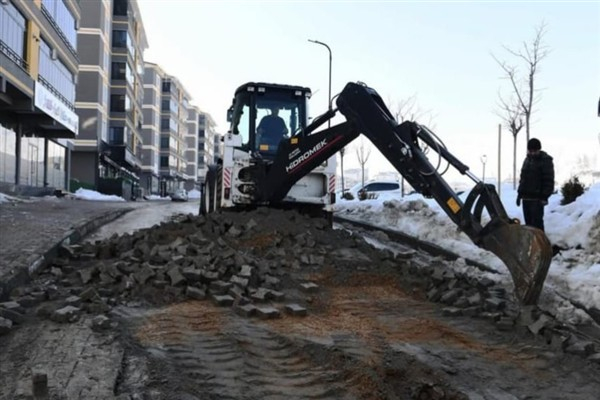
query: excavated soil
[{"left": 2, "top": 208, "right": 600, "bottom": 399}]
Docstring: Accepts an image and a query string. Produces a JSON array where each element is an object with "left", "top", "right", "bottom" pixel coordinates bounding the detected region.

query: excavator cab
[{"left": 228, "top": 82, "right": 311, "bottom": 158}]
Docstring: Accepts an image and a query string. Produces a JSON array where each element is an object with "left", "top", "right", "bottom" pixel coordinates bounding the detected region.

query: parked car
[
  {"left": 171, "top": 188, "right": 189, "bottom": 202},
  {"left": 342, "top": 180, "right": 401, "bottom": 200}
]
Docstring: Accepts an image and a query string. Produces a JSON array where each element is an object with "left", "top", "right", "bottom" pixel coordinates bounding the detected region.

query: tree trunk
[{"left": 513, "top": 134, "right": 518, "bottom": 190}]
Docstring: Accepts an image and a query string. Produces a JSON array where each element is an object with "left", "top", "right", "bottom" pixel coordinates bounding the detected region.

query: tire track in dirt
[{"left": 129, "top": 301, "right": 358, "bottom": 399}]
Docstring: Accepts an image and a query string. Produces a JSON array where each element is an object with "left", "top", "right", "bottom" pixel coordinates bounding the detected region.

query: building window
[
  {"left": 111, "top": 62, "right": 125, "bottom": 80},
  {"left": 162, "top": 81, "right": 171, "bottom": 93},
  {"left": 160, "top": 118, "right": 169, "bottom": 131},
  {"left": 111, "top": 62, "right": 134, "bottom": 86},
  {"left": 160, "top": 156, "right": 168, "bottom": 167},
  {"left": 47, "top": 140, "right": 66, "bottom": 190},
  {"left": 110, "top": 94, "right": 130, "bottom": 112},
  {"left": 41, "top": 0, "right": 76, "bottom": 49},
  {"left": 0, "top": 2, "right": 27, "bottom": 69},
  {"left": 38, "top": 38, "right": 75, "bottom": 108},
  {"left": 109, "top": 127, "right": 124, "bottom": 144},
  {"left": 161, "top": 98, "right": 178, "bottom": 113},
  {"left": 113, "top": 0, "right": 128, "bottom": 16},
  {"left": 160, "top": 136, "right": 169, "bottom": 149},
  {"left": 112, "top": 29, "right": 127, "bottom": 48},
  {"left": 113, "top": 29, "right": 135, "bottom": 58}
]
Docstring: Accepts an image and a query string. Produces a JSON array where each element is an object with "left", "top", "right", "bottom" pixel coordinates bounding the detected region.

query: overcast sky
[{"left": 138, "top": 0, "right": 599, "bottom": 184}]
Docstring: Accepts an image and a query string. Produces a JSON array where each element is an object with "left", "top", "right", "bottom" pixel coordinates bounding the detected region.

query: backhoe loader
[{"left": 201, "top": 81, "right": 552, "bottom": 304}]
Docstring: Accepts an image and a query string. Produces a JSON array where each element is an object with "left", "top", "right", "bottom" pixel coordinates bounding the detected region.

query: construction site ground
[{"left": 1, "top": 202, "right": 599, "bottom": 400}]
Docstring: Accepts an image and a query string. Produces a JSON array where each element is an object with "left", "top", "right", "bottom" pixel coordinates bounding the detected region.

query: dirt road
[{"left": 1, "top": 208, "right": 599, "bottom": 399}]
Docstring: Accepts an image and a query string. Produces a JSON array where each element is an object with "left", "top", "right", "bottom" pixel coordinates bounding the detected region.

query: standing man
[{"left": 517, "top": 138, "right": 555, "bottom": 231}]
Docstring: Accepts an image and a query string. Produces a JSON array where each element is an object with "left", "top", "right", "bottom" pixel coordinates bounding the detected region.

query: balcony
[{"left": 0, "top": 39, "right": 28, "bottom": 72}]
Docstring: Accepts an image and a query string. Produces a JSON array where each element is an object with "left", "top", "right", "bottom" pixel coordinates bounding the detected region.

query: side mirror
[{"left": 227, "top": 107, "right": 233, "bottom": 122}]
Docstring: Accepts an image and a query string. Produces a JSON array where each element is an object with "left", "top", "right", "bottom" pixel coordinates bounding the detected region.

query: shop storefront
[{"left": 0, "top": 123, "right": 69, "bottom": 194}]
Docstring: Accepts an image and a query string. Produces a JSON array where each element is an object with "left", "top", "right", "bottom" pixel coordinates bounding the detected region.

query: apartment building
[
  {"left": 184, "top": 107, "right": 215, "bottom": 190},
  {"left": 157, "top": 76, "right": 190, "bottom": 195},
  {"left": 198, "top": 112, "right": 216, "bottom": 185},
  {"left": 213, "top": 133, "right": 222, "bottom": 164},
  {"left": 141, "top": 63, "right": 194, "bottom": 196},
  {"left": 71, "top": 0, "right": 147, "bottom": 199},
  {"left": 0, "top": 0, "right": 80, "bottom": 195},
  {"left": 140, "top": 61, "right": 161, "bottom": 194},
  {"left": 183, "top": 104, "right": 200, "bottom": 190}
]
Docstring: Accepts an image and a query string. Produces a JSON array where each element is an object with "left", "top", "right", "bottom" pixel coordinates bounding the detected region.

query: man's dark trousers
[{"left": 522, "top": 199, "right": 545, "bottom": 231}]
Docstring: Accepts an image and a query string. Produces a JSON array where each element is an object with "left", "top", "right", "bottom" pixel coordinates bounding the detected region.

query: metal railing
[
  {"left": 37, "top": 75, "right": 75, "bottom": 111},
  {"left": 0, "top": 39, "right": 29, "bottom": 72},
  {"left": 40, "top": 4, "right": 79, "bottom": 61}
]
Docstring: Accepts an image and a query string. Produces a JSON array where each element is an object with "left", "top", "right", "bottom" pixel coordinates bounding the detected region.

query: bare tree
[
  {"left": 389, "top": 94, "right": 436, "bottom": 128},
  {"left": 389, "top": 95, "right": 436, "bottom": 195},
  {"left": 496, "top": 95, "right": 524, "bottom": 189},
  {"left": 355, "top": 138, "right": 371, "bottom": 192},
  {"left": 493, "top": 22, "right": 550, "bottom": 142}
]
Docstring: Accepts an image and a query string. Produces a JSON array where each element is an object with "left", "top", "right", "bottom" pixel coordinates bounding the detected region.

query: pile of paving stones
[
  {"left": 410, "top": 262, "right": 600, "bottom": 363},
  {"left": 0, "top": 208, "right": 368, "bottom": 334},
  {"left": 1, "top": 207, "right": 598, "bottom": 364}
]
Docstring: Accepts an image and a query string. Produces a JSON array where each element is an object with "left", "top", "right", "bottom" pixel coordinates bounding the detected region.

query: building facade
[
  {"left": 197, "top": 112, "right": 216, "bottom": 185},
  {"left": 141, "top": 63, "right": 198, "bottom": 196},
  {"left": 71, "top": 0, "right": 147, "bottom": 199},
  {"left": 0, "top": 0, "right": 80, "bottom": 195},
  {"left": 183, "top": 104, "right": 200, "bottom": 190},
  {"left": 183, "top": 108, "right": 215, "bottom": 190},
  {"left": 140, "top": 62, "right": 161, "bottom": 195},
  {"left": 158, "top": 76, "right": 190, "bottom": 195},
  {"left": 213, "top": 132, "right": 222, "bottom": 164}
]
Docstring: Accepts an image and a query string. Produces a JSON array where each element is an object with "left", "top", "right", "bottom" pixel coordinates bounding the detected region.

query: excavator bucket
[{"left": 478, "top": 222, "right": 553, "bottom": 305}]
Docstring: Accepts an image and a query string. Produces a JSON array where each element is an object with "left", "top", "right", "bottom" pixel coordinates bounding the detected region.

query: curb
[
  {"left": 333, "top": 215, "right": 498, "bottom": 274},
  {"left": 0, "top": 208, "right": 134, "bottom": 301}
]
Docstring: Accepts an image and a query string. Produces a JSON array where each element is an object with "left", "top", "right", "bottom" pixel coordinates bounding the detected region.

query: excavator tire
[
  {"left": 200, "top": 170, "right": 216, "bottom": 215},
  {"left": 214, "top": 166, "right": 222, "bottom": 212}
]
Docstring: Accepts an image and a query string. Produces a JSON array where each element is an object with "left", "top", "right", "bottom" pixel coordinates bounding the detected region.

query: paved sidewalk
[{"left": 0, "top": 196, "right": 140, "bottom": 299}]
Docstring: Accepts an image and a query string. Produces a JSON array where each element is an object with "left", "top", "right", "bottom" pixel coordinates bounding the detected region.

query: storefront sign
[{"left": 34, "top": 82, "right": 79, "bottom": 135}]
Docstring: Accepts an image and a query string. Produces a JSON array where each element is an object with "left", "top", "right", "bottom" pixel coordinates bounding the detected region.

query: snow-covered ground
[{"left": 335, "top": 182, "right": 600, "bottom": 325}]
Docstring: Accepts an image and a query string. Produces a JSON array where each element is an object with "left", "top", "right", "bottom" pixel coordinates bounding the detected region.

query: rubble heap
[{"left": 1, "top": 208, "right": 598, "bottom": 363}]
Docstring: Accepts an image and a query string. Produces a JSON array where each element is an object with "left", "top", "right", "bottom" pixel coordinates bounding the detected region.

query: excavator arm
[{"left": 257, "top": 82, "right": 552, "bottom": 304}]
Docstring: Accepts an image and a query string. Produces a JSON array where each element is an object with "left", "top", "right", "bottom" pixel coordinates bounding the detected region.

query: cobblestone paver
[
  {"left": 0, "top": 197, "right": 140, "bottom": 286},
  {"left": 0, "top": 318, "right": 124, "bottom": 400}
]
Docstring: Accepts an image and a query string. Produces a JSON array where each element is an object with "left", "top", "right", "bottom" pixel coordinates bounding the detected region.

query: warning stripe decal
[{"left": 224, "top": 168, "right": 231, "bottom": 188}]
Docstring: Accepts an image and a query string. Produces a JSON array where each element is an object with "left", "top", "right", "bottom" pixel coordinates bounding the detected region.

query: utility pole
[{"left": 497, "top": 124, "right": 502, "bottom": 197}]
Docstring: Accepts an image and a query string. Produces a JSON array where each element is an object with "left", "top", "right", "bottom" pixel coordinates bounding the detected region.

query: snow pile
[
  {"left": 0, "top": 192, "right": 12, "bottom": 204},
  {"left": 546, "top": 184, "right": 600, "bottom": 253},
  {"left": 335, "top": 182, "right": 600, "bottom": 324},
  {"left": 145, "top": 194, "right": 170, "bottom": 201},
  {"left": 73, "top": 188, "right": 125, "bottom": 202}
]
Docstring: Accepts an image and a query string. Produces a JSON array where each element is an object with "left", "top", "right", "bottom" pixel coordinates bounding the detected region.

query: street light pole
[
  {"left": 481, "top": 154, "right": 488, "bottom": 183},
  {"left": 308, "top": 39, "right": 332, "bottom": 117},
  {"left": 308, "top": 39, "right": 343, "bottom": 192}
]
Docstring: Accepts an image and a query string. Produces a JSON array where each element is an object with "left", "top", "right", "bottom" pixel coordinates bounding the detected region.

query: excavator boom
[{"left": 258, "top": 82, "right": 552, "bottom": 304}]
